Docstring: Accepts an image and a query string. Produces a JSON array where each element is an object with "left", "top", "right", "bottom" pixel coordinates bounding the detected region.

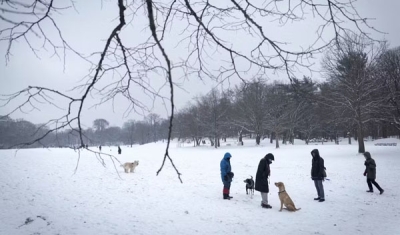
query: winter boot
[
  {"left": 314, "top": 197, "right": 320, "bottom": 200},
  {"left": 380, "top": 189, "right": 384, "bottom": 195},
  {"left": 366, "top": 190, "right": 373, "bottom": 193},
  {"left": 223, "top": 187, "right": 231, "bottom": 200},
  {"left": 318, "top": 199, "right": 325, "bottom": 202},
  {"left": 261, "top": 203, "right": 272, "bottom": 209}
]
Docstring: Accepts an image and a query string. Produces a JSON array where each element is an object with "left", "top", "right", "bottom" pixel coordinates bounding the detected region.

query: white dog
[{"left": 121, "top": 161, "right": 139, "bottom": 173}]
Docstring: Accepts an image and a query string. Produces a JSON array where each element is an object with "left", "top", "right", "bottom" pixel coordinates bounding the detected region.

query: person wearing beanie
[
  {"left": 220, "top": 152, "right": 234, "bottom": 200},
  {"left": 363, "top": 152, "right": 384, "bottom": 194},
  {"left": 255, "top": 153, "right": 274, "bottom": 209}
]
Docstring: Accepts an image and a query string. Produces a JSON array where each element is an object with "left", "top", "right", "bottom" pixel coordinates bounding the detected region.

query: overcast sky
[{"left": 1, "top": 0, "right": 399, "bottom": 128}]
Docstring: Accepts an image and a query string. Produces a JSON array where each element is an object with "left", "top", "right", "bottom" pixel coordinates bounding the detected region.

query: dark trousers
[
  {"left": 223, "top": 181, "right": 231, "bottom": 195},
  {"left": 367, "top": 179, "right": 383, "bottom": 192},
  {"left": 314, "top": 180, "right": 325, "bottom": 199}
]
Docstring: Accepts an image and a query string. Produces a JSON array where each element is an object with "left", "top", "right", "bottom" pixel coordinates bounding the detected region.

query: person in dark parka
[
  {"left": 311, "top": 149, "right": 325, "bottom": 202},
  {"left": 364, "top": 152, "right": 384, "bottom": 194},
  {"left": 118, "top": 146, "right": 122, "bottom": 155},
  {"left": 220, "top": 152, "right": 234, "bottom": 200},
  {"left": 255, "top": 153, "right": 274, "bottom": 208}
]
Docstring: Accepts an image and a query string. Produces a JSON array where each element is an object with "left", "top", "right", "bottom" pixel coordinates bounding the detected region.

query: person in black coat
[
  {"left": 364, "top": 152, "right": 384, "bottom": 194},
  {"left": 311, "top": 149, "right": 325, "bottom": 202},
  {"left": 255, "top": 153, "right": 274, "bottom": 209},
  {"left": 118, "top": 146, "right": 122, "bottom": 155}
]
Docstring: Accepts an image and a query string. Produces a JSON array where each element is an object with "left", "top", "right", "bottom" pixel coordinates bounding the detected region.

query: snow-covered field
[{"left": 1, "top": 138, "right": 400, "bottom": 235}]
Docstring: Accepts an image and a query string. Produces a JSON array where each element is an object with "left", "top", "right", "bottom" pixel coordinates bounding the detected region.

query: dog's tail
[{"left": 284, "top": 207, "right": 301, "bottom": 212}]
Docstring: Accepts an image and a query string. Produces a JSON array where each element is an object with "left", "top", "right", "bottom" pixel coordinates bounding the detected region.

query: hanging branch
[{"left": 146, "top": 0, "right": 182, "bottom": 183}]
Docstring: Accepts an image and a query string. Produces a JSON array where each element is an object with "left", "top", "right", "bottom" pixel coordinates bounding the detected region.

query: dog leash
[{"left": 268, "top": 178, "right": 271, "bottom": 195}]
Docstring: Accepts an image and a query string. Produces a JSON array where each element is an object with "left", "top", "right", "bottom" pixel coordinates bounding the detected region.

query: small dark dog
[{"left": 244, "top": 176, "right": 255, "bottom": 195}]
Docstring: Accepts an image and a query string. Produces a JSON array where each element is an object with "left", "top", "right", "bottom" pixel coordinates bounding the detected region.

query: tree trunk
[
  {"left": 382, "top": 123, "right": 388, "bottom": 138},
  {"left": 290, "top": 131, "right": 294, "bottom": 145},
  {"left": 335, "top": 132, "right": 339, "bottom": 145},
  {"left": 282, "top": 132, "right": 287, "bottom": 145},
  {"left": 358, "top": 124, "right": 365, "bottom": 153},
  {"left": 270, "top": 132, "right": 274, "bottom": 144},
  {"left": 238, "top": 130, "right": 243, "bottom": 145},
  {"left": 275, "top": 133, "right": 280, "bottom": 149},
  {"left": 348, "top": 132, "right": 352, "bottom": 145},
  {"left": 256, "top": 134, "right": 261, "bottom": 145},
  {"left": 354, "top": 128, "right": 358, "bottom": 141},
  {"left": 306, "top": 132, "right": 311, "bottom": 145}
]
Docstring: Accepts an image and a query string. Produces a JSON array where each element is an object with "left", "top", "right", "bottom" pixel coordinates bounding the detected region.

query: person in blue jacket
[{"left": 220, "top": 152, "right": 234, "bottom": 200}]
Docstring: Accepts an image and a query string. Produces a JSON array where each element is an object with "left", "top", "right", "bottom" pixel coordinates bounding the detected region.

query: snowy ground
[{"left": 1, "top": 138, "right": 400, "bottom": 235}]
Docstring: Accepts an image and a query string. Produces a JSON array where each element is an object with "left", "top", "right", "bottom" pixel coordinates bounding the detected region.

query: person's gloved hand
[{"left": 363, "top": 172, "right": 367, "bottom": 176}]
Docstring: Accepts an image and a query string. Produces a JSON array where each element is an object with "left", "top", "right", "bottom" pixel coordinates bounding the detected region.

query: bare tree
[
  {"left": 233, "top": 80, "right": 268, "bottom": 145},
  {"left": 146, "top": 113, "right": 161, "bottom": 143},
  {"left": 122, "top": 120, "right": 136, "bottom": 147},
  {"left": 265, "top": 83, "right": 292, "bottom": 149},
  {"left": 0, "top": 0, "right": 382, "bottom": 181},
  {"left": 180, "top": 105, "right": 204, "bottom": 146},
  {"left": 93, "top": 119, "right": 110, "bottom": 132},
  {"left": 377, "top": 47, "right": 400, "bottom": 130},
  {"left": 321, "top": 35, "right": 386, "bottom": 153},
  {"left": 196, "top": 89, "right": 231, "bottom": 148}
]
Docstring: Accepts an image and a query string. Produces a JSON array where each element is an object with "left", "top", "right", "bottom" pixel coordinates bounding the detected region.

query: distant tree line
[
  {"left": 0, "top": 114, "right": 169, "bottom": 149},
  {"left": 1, "top": 36, "right": 399, "bottom": 153}
]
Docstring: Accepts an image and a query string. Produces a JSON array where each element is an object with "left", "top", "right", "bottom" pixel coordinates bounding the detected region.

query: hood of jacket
[
  {"left": 364, "top": 152, "right": 372, "bottom": 160},
  {"left": 311, "top": 149, "right": 320, "bottom": 158},
  {"left": 265, "top": 153, "right": 274, "bottom": 162},
  {"left": 223, "top": 152, "right": 232, "bottom": 160}
]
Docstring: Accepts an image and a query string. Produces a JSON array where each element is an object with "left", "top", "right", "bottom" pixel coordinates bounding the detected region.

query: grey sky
[{"left": 1, "top": 0, "right": 399, "bottom": 128}]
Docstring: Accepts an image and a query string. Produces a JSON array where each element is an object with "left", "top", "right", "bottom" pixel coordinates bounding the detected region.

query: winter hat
[
  {"left": 265, "top": 153, "right": 274, "bottom": 161},
  {"left": 363, "top": 152, "right": 371, "bottom": 159}
]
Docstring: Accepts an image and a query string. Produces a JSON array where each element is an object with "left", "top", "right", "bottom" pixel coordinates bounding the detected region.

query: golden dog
[{"left": 274, "top": 182, "right": 301, "bottom": 212}]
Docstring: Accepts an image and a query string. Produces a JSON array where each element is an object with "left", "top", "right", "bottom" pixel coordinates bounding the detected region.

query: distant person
[
  {"left": 99, "top": 145, "right": 102, "bottom": 151},
  {"left": 118, "top": 146, "right": 122, "bottom": 155},
  {"left": 363, "top": 152, "right": 384, "bottom": 194},
  {"left": 220, "top": 152, "right": 234, "bottom": 200},
  {"left": 311, "top": 149, "right": 325, "bottom": 202},
  {"left": 255, "top": 153, "right": 274, "bottom": 209}
]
